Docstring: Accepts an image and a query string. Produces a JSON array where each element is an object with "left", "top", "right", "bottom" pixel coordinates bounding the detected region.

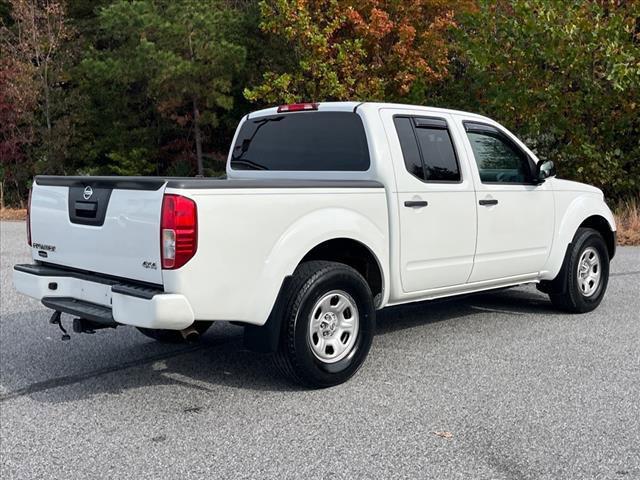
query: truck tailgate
[{"left": 30, "top": 177, "right": 166, "bottom": 285}]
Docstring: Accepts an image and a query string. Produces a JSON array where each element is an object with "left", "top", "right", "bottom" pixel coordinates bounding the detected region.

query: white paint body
[{"left": 15, "top": 102, "right": 616, "bottom": 329}]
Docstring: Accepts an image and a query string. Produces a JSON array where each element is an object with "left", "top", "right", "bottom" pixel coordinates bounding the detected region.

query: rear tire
[
  {"left": 549, "top": 228, "right": 610, "bottom": 313},
  {"left": 274, "top": 261, "right": 376, "bottom": 388},
  {"left": 136, "top": 321, "right": 212, "bottom": 343}
]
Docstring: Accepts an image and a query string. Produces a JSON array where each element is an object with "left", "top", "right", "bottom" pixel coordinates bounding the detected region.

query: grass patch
[
  {"left": 614, "top": 197, "right": 640, "bottom": 246},
  {"left": 0, "top": 208, "right": 27, "bottom": 221}
]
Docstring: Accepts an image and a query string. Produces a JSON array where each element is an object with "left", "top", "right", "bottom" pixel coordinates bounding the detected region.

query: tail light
[
  {"left": 26, "top": 188, "right": 32, "bottom": 246},
  {"left": 160, "top": 194, "right": 197, "bottom": 269},
  {"left": 277, "top": 102, "right": 319, "bottom": 113}
]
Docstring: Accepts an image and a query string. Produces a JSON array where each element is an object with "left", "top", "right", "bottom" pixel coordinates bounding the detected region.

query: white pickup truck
[{"left": 14, "top": 102, "right": 616, "bottom": 387}]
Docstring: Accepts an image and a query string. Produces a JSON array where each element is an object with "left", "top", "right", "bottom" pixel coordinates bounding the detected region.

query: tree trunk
[
  {"left": 43, "top": 63, "right": 51, "bottom": 132},
  {"left": 14, "top": 179, "right": 24, "bottom": 208},
  {"left": 192, "top": 98, "right": 204, "bottom": 176}
]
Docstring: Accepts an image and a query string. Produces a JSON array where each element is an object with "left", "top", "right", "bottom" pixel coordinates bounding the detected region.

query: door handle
[
  {"left": 404, "top": 200, "right": 428, "bottom": 208},
  {"left": 479, "top": 199, "right": 498, "bottom": 206}
]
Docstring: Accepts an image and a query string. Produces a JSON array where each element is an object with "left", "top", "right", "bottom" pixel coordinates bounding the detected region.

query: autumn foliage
[
  {"left": 246, "top": 0, "right": 473, "bottom": 103},
  {"left": 0, "top": 57, "right": 36, "bottom": 206},
  {"left": 1, "top": 0, "right": 70, "bottom": 205},
  {"left": 0, "top": 0, "right": 638, "bottom": 207}
]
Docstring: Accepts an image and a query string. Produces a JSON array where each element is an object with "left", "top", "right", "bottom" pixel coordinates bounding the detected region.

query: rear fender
[{"left": 248, "top": 207, "right": 389, "bottom": 327}]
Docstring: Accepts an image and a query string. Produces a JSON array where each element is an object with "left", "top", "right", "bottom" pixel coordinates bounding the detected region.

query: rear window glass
[{"left": 230, "top": 112, "right": 370, "bottom": 171}]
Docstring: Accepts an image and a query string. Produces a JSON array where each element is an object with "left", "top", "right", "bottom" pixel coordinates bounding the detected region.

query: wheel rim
[
  {"left": 308, "top": 290, "right": 359, "bottom": 364},
  {"left": 577, "top": 247, "right": 601, "bottom": 297}
]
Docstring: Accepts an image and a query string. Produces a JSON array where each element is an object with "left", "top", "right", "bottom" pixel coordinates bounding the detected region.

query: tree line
[{"left": 1, "top": 0, "right": 638, "bottom": 206}]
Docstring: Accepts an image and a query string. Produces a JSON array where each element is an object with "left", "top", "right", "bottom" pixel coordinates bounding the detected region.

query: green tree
[
  {"left": 80, "top": 0, "right": 246, "bottom": 175},
  {"left": 437, "top": 0, "right": 640, "bottom": 198}
]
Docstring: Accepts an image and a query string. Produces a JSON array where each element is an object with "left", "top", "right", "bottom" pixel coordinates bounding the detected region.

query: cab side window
[
  {"left": 394, "top": 116, "right": 461, "bottom": 182},
  {"left": 464, "top": 122, "right": 534, "bottom": 184}
]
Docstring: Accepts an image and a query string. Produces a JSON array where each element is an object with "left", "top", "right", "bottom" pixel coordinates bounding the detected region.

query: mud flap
[
  {"left": 537, "top": 241, "right": 572, "bottom": 295},
  {"left": 243, "top": 276, "right": 292, "bottom": 353}
]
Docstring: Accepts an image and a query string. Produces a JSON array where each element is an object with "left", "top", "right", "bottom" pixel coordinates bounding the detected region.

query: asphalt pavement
[{"left": 1, "top": 220, "right": 639, "bottom": 479}]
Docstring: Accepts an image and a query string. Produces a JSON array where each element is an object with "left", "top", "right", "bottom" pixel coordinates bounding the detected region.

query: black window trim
[
  {"left": 463, "top": 120, "right": 538, "bottom": 186},
  {"left": 393, "top": 114, "right": 463, "bottom": 184}
]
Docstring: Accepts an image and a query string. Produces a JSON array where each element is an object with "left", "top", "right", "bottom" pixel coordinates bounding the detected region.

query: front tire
[
  {"left": 274, "top": 261, "right": 376, "bottom": 388},
  {"left": 549, "top": 228, "right": 610, "bottom": 313}
]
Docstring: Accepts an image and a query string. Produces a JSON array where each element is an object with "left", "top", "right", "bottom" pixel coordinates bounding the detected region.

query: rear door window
[
  {"left": 393, "top": 116, "right": 461, "bottom": 182},
  {"left": 393, "top": 117, "right": 423, "bottom": 178},
  {"left": 230, "top": 112, "right": 370, "bottom": 171}
]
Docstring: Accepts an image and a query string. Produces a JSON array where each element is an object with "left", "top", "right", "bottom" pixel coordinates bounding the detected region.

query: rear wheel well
[
  {"left": 300, "top": 238, "right": 383, "bottom": 305},
  {"left": 579, "top": 215, "right": 616, "bottom": 259}
]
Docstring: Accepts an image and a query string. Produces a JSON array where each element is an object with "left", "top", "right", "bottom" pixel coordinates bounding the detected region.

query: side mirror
[{"left": 535, "top": 160, "right": 556, "bottom": 183}]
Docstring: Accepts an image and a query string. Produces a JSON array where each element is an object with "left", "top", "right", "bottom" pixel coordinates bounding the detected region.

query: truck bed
[{"left": 27, "top": 175, "right": 388, "bottom": 325}]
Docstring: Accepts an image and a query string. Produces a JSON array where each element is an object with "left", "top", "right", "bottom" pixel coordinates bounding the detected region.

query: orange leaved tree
[{"left": 245, "top": 0, "right": 473, "bottom": 104}]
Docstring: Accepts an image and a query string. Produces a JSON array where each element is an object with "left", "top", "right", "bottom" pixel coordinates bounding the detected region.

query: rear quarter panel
[{"left": 162, "top": 187, "right": 389, "bottom": 325}]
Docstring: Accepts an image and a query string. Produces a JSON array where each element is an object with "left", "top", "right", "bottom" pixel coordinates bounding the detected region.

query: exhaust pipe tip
[{"left": 180, "top": 326, "right": 200, "bottom": 343}]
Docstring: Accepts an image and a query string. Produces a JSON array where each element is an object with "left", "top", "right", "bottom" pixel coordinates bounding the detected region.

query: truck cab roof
[
  {"left": 246, "top": 101, "right": 497, "bottom": 125},
  {"left": 228, "top": 102, "right": 500, "bottom": 184}
]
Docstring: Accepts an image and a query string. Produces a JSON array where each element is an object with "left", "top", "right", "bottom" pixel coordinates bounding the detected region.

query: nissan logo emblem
[{"left": 83, "top": 186, "right": 93, "bottom": 200}]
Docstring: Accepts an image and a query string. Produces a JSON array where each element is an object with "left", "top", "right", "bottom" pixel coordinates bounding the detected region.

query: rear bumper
[{"left": 13, "top": 264, "right": 195, "bottom": 330}]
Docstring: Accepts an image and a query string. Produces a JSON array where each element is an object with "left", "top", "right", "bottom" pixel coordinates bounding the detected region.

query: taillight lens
[
  {"left": 26, "top": 188, "right": 32, "bottom": 246},
  {"left": 160, "top": 194, "right": 197, "bottom": 269}
]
